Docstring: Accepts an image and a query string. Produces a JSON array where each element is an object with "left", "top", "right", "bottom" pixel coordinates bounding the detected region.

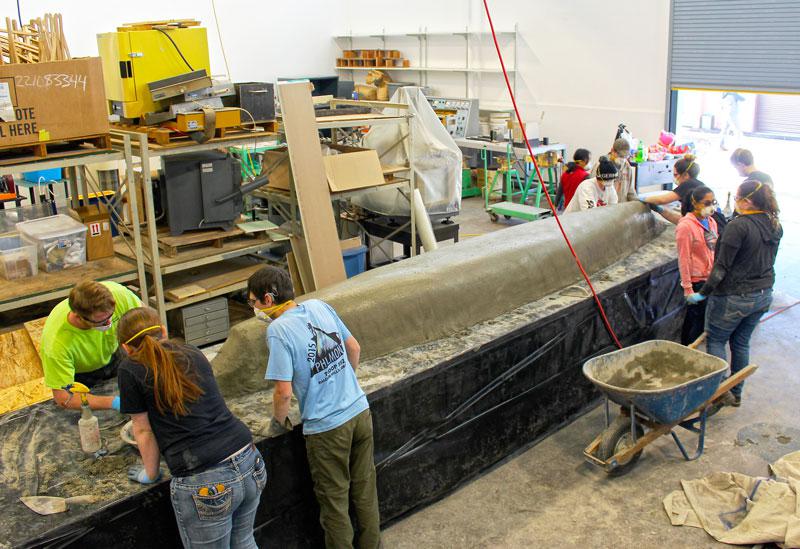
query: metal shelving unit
[
  {"left": 259, "top": 108, "right": 419, "bottom": 266},
  {"left": 334, "top": 26, "right": 519, "bottom": 100},
  {"left": 0, "top": 138, "right": 146, "bottom": 313},
  {"left": 111, "top": 129, "right": 283, "bottom": 324}
]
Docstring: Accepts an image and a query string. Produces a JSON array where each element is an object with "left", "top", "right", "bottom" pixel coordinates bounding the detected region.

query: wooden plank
[
  {"left": 290, "top": 236, "right": 316, "bottom": 293},
  {"left": 0, "top": 328, "right": 43, "bottom": 391},
  {"left": 286, "top": 251, "right": 305, "bottom": 297},
  {"left": 278, "top": 82, "right": 346, "bottom": 289},
  {"left": 158, "top": 228, "right": 244, "bottom": 248},
  {"left": 165, "top": 284, "right": 206, "bottom": 302}
]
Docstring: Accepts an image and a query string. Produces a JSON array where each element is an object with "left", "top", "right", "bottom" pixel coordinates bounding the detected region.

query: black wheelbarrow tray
[{"left": 582, "top": 340, "right": 758, "bottom": 476}]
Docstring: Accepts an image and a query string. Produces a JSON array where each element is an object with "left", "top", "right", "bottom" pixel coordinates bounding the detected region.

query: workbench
[
  {"left": 361, "top": 217, "right": 459, "bottom": 260},
  {"left": 454, "top": 137, "right": 568, "bottom": 161}
]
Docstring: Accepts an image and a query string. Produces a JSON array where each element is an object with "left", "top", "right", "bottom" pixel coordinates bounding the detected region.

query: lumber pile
[{"left": 0, "top": 13, "right": 70, "bottom": 64}]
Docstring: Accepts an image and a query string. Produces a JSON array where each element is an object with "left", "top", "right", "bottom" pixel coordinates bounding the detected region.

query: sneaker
[{"left": 732, "top": 395, "right": 742, "bottom": 407}]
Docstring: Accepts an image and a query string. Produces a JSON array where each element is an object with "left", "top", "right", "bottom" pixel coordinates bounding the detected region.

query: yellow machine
[{"left": 97, "top": 20, "right": 211, "bottom": 120}]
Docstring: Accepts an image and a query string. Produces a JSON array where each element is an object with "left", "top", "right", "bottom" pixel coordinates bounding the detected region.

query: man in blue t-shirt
[{"left": 247, "top": 266, "right": 380, "bottom": 549}]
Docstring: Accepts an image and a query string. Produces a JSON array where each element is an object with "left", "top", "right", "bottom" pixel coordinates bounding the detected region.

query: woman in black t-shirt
[
  {"left": 641, "top": 154, "right": 704, "bottom": 224},
  {"left": 117, "top": 306, "right": 265, "bottom": 549}
]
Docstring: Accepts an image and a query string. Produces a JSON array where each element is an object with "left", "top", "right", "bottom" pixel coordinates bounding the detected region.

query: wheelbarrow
[{"left": 582, "top": 338, "right": 758, "bottom": 476}]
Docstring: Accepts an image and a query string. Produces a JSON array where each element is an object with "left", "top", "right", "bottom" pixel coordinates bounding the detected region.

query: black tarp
[{"left": 8, "top": 260, "right": 683, "bottom": 548}]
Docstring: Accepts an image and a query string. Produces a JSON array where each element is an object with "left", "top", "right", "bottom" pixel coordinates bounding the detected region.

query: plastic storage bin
[
  {"left": 0, "top": 235, "right": 38, "bottom": 279},
  {"left": 16, "top": 214, "right": 88, "bottom": 272},
  {"left": 342, "top": 245, "right": 368, "bottom": 278}
]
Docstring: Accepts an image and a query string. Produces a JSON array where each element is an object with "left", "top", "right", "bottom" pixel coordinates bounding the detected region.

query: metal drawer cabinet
[{"left": 168, "top": 297, "right": 230, "bottom": 347}]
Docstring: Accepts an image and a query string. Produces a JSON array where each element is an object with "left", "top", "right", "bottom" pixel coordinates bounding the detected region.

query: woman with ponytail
[
  {"left": 687, "top": 180, "right": 782, "bottom": 407},
  {"left": 117, "top": 307, "right": 264, "bottom": 548}
]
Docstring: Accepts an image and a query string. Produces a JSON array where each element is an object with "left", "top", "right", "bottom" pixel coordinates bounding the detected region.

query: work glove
[
  {"left": 266, "top": 416, "right": 293, "bottom": 438},
  {"left": 128, "top": 464, "right": 162, "bottom": 485},
  {"left": 111, "top": 396, "right": 121, "bottom": 411},
  {"left": 686, "top": 293, "right": 706, "bottom": 305}
]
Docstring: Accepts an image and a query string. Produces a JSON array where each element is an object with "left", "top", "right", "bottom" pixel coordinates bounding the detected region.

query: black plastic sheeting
[{"left": 13, "top": 261, "right": 682, "bottom": 548}]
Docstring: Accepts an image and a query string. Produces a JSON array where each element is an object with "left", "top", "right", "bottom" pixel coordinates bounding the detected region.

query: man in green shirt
[{"left": 41, "top": 280, "right": 141, "bottom": 410}]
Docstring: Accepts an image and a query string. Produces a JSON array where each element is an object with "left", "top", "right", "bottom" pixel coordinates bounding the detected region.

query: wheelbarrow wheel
[{"left": 598, "top": 417, "right": 645, "bottom": 476}]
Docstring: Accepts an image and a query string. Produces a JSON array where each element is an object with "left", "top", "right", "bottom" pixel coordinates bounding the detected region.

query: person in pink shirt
[{"left": 676, "top": 185, "right": 719, "bottom": 344}]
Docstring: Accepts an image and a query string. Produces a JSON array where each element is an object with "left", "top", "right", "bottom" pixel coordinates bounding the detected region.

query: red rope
[{"left": 482, "top": 0, "right": 623, "bottom": 349}]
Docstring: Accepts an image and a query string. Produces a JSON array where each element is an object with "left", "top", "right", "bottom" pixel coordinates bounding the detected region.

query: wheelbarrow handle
[
  {"left": 688, "top": 332, "right": 707, "bottom": 350},
  {"left": 709, "top": 364, "right": 759, "bottom": 403}
]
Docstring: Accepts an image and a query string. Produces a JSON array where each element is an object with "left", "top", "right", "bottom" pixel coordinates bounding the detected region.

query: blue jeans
[
  {"left": 705, "top": 289, "right": 772, "bottom": 398},
  {"left": 170, "top": 444, "right": 266, "bottom": 548}
]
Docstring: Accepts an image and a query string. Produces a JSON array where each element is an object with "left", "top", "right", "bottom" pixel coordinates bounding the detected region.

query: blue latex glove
[
  {"left": 686, "top": 293, "right": 706, "bottom": 305},
  {"left": 111, "top": 396, "right": 121, "bottom": 411},
  {"left": 637, "top": 198, "right": 663, "bottom": 213},
  {"left": 128, "top": 464, "right": 162, "bottom": 484}
]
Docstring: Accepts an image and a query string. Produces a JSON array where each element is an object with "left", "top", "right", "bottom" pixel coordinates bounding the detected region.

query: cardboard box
[
  {"left": 263, "top": 148, "right": 292, "bottom": 191},
  {"left": 0, "top": 58, "right": 109, "bottom": 149},
  {"left": 70, "top": 205, "right": 114, "bottom": 260},
  {"left": 264, "top": 143, "right": 386, "bottom": 194}
]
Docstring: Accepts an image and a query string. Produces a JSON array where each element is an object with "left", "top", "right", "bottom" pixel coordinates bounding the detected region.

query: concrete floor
[{"left": 382, "top": 195, "right": 800, "bottom": 548}]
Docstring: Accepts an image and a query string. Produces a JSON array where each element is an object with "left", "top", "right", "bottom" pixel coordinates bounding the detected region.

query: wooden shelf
[
  {"left": 0, "top": 257, "right": 137, "bottom": 312},
  {"left": 114, "top": 237, "right": 284, "bottom": 275},
  {"left": 335, "top": 66, "right": 514, "bottom": 74}
]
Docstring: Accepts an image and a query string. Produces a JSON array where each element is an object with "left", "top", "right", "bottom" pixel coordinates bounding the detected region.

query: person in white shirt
[
  {"left": 592, "top": 138, "right": 636, "bottom": 202},
  {"left": 564, "top": 156, "right": 619, "bottom": 213}
]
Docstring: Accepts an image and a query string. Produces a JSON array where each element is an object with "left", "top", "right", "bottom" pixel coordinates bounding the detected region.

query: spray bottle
[{"left": 64, "top": 382, "right": 102, "bottom": 454}]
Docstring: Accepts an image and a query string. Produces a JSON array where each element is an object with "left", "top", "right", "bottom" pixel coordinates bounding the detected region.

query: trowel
[{"left": 19, "top": 495, "right": 99, "bottom": 515}]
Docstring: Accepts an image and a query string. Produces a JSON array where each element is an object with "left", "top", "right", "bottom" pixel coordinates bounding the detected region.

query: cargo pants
[{"left": 305, "top": 409, "right": 380, "bottom": 549}]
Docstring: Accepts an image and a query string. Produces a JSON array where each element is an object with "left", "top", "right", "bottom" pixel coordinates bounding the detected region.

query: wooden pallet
[
  {"left": 0, "top": 133, "right": 112, "bottom": 166},
  {"left": 110, "top": 123, "right": 278, "bottom": 147},
  {"left": 148, "top": 227, "right": 270, "bottom": 258}
]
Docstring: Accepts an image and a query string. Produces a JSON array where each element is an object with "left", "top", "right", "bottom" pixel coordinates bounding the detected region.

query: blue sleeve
[
  {"left": 266, "top": 335, "right": 294, "bottom": 381},
  {"left": 323, "top": 302, "right": 352, "bottom": 341}
]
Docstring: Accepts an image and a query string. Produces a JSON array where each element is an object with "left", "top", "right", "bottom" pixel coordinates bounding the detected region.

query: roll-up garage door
[
  {"left": 755, "top": 93, "right": 800, "bottom": 135},
  {"left": 669, "top": 0, "right": 800, "bottom": 93}
]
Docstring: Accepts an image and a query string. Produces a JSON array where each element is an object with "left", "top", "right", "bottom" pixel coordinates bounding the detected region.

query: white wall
[
  {"left": 1, "top": 0, "right": 670, "bottom": 159},
  {"left": 338, "top": 0, "right": 671, "bottom": 159},
  {"left": 0, "top": 0, "right": 343, "bottom": 82}
]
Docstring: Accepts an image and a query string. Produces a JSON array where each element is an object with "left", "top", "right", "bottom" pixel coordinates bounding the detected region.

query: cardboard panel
[
  {"left": 0, "top": 58, "right": 109, "bottom": 147},
  {"left": 323, "top": 150, "right": 385, "bottom": 192},
  {"left": 278, "top": 82, "right": 346, "bottom": 289}
]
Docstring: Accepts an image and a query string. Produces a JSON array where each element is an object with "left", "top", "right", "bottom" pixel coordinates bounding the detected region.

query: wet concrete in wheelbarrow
[{"left": 605, "top": 350, "right": 710, "bottom": 391}]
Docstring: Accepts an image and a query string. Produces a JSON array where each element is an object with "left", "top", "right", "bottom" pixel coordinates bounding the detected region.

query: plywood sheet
[
  {"left": 0, "top": 377, "right": 51, "bottom": 415},
  {"left": 0, "top": 328, "right": 44, "bottom": 391},
  {"left": 278, "top": 82, "right": 346, "bottom": 289},
  {"left": 24, "top": 317, "right": 46, "bottom": 353}
]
